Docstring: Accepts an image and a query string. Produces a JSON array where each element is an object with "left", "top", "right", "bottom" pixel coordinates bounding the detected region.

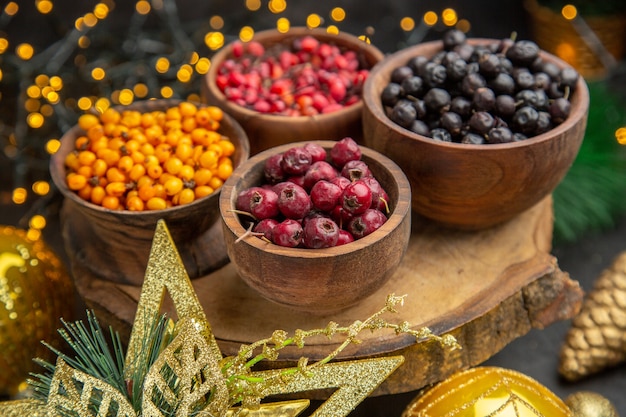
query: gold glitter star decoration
[{"left": 0, "top": 220, "right": 459, "bottom": 417}]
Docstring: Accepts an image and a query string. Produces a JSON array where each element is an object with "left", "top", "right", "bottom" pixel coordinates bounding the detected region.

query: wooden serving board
[{"left": 65, "top": 195, "right": 583, "bottom": 397}]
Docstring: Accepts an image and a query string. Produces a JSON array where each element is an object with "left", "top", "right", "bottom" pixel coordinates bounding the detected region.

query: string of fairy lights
[{"left": 0, "top": 0, "right": 624, "bottom": 240}]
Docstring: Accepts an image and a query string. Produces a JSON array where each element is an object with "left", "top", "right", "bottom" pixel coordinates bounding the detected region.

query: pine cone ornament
[{"left": 559, "top": 251, "right": 626, "bottom": 381}]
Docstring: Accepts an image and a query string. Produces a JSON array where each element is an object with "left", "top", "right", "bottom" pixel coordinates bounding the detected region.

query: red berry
[
  {"left": 341, "top": 160, "right": 372, "bottom": 182},
  {"left": 303, "top": 160, "right": 338, "bottom": 190},
  {"left": 277, "top": 182, "right": 312, "bottom": 219},
  {"left": 348, "top": 209, "right": 387, "bottom": 239},
  {"left": 264, "top": 153, "right": 286, "bottom": 183},
  {"left": 336, "top": 229, "right": 355, "bottom": 246},
  {"left": 360, "top": 177, "right": 390, "bottom": 212},
  {"left": 310, "top": 180, "right": 342, "bottom": 212},
  {"left": 299, "top": 35, "right": 320, "bottom": 53},
  {"left": 302, "top": 216, "right": 339, "bottom": 248},
  {"left": 330, "top": 137, "right": 361, "bottom": 167},
  {"left": 246, "top": 41, "right": 265, "bottom": 57},
  {"left": 272, "top": 219, "right": 303, "bottom": 247},
  {"left": 342, "top": 179, "right": 372, "bottom": 215},
  {"left": 236, "top": 187, "right": 279, "bottom": 220},
  {"left": 253, "top": 218, "right": 278, "bottom": 241},
  {"left": 303, "top": 142, "right": 327, "bottom": 162},
  {"left": 281, "top": 146, "right": 313, "bottom": 175}
]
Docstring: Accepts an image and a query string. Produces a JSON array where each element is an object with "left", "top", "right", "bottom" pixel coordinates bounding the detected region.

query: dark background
[{"left": 1, "top": 0, "right": 625, "bottom": 415}]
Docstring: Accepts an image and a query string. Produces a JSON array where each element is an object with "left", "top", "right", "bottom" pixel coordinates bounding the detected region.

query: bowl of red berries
[
  {"left": 203, "top": 27, "right": 384, "bottom": 155},
  {"left": 219, "top": 137, "right": 411, "bottom": 314},
  {"left": 49, "top": 99, "right": 250, "bottom": 285},
  {"left": 361, "top": 30, "right": 590, "bottom": 229}
]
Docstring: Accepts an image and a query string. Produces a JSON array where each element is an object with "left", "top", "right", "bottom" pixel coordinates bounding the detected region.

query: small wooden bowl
[
  {"left": 203, "top": 27, "right": 385, "bottom": 155},
  {"left": 362, "top": 39, "right": 590, "bottom": 230},
  {"left": 49, "top": 99, "right": 250, "bottom": 285},
  {"left": 219, "top": 140, "right": 412, "bottom": 315}
]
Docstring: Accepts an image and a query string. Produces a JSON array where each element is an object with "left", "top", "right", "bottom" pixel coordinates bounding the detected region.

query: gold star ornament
[{"left": 0, "top": 220, "right": 453, "bottom": 416}]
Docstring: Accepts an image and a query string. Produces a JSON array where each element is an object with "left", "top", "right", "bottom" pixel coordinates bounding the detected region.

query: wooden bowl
[
  {"left": 203, "top": 27, "right": 384, "bottom": 155},
  {"left": 49, "top": 99, "right": 250, "bottom": 285},
  {"left": 219, "top": 140, "right": 412, "bottom": 315},
  {"left": 362, "top": 39, "right": 590, "bottom": 230}
]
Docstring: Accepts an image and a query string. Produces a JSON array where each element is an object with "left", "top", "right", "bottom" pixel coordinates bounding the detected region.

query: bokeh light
[
  {"left": 400, "top": 17, "right": 415, "bottom": 32},
  {"left": 245, "top": 0, "right": 261, "bottom": 11},
  {"left": 239, "top": 26, "right": 255, "bottom": 42},
  {"left": 423, "top": 11, "right": 438, "bottom": 26},
  {"left": 616, "top": 127, "right": 626, "bottom": 145},
  {"left": 277, "top": 17, "right": 290, "bottom": 33},
  {"left": 331, "top": 7, "right": 346, "bottom": 22},
  {"left": 307, "top": 13, "right": 322, "bottom": 28},
  {"left": 561, "top": 5, "right": 577, "bottom": 20},
  {"left": 16, "top": 43, "right": 34, "bottom": 60},
  {"left": 442, "top": 8, "right": 458, "bottom": 26}
]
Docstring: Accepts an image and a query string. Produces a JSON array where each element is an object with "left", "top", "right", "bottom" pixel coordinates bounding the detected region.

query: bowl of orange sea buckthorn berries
[{"left": 50, "top": 99, "right": 249, "bottom": 285}]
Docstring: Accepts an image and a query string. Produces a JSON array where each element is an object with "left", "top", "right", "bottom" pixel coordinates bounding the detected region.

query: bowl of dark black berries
[
  {"left": 219, "top": 138, "right": 411, "bottom": 315},
  {"left": 362, "top": 29, "right": 589, "bottom": 229},
  {"left": 203, "top": 27, "right": 384, "bottom": 155}
]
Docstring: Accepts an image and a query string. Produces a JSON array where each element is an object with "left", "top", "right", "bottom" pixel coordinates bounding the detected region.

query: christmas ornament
[
  {"left": 0, "top": 220, "right": 458, "bottom": 416},
  {"left": 401, "top": 366, "right": 571, "bottom": 417},
  {"left": 0, "top": 225, "right": 75, "bottom": 398},
  {"left": 564, "top": 391, "right": 619, "bottom": 417},
  {"left": 559, "top": 250, "right": 626, "bottom": 381}
]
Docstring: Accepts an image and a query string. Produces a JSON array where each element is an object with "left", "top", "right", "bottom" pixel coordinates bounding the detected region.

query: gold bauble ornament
[
  {"left": 402, "top": 366, "right": 571, "bottom": 417},
  {"left": 564, "top": 391, "right": 619, "bottom": 417},
  {"left": 0, "top": 225, "right": 75, "bottom": 397}
]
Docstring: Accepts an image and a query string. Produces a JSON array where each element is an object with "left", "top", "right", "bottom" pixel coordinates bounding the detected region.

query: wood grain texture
[
  {"left": 202, "top": 27, "right": 385, "bottom": 155},
  {"left": 67, "top": 195, "right": 584, "bottom": 397},
  {"left": 362, "top": 39, "right": 590, "bottom": 230}
]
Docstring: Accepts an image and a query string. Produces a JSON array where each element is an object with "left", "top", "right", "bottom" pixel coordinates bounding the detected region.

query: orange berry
[
  {"left": 195, "top": 185, "right": 214, "bottom": 199},
  {"left": 175, "top": 142, "right": 194, "bottom": 161},
  {"left": 77, "top": 183, "right": 93, "bottom": 200},
  {"left": 78, "top": 113, "right": 100, "bottom": 131},
  {"left": 179, "top": 101, "right": 197, "bottom": 117},
  {"left": 67, "top": 172, "right": 88, "bottom": 190},
  {"left": 146, "top": 196, "right": 168, "bottom": 210},
  {"left": 164, "top": 177, "right": 184, "bottom": 196},
  {"left": 207, "top": 106, "right": 223, "bottom": 121},
  {"left": 90, "top": 185, "right": 106, "bottom": 205},
  {"left": 217, "top": 162, "right": 233, "bottom": 180},
  {"left": 137, "top": 183, "right": 156, "bottom": 201},
  {"left": 64, "top": 151, "right": 80, "bottom": 171},
  {"left": 128, "top": 163, "right": 146, "bottom": 182},
  {"left": 146, "top": 163, "right": 163, "bottom": 179},
  {"left": 86, "top": 125, "right": 105, "bottom": 142},
  {"left": 155, "top": 143, "right": 173, "bottom": 163},
  {"left": 165, "top": 106, "right": 182, "bottom": 121},
  {"left": 199, "top": 150, "right": 218, "bottom": 169},
  {"left": 152, "top": 183, "right": 167, "bottom": 199},
  {"left": 106, "top": 167, "right": 127, "bottom": 183},
  {"left": 194, "top": 107, "right": 211, "bottom": 126},
  {"left": 164, "top": 156, "right": 183, "bottom": 175},
  {"left": 178, "top": 165, "right": 195, "bottom": 182},
  {"left": 130, "top": 150, "right": 146, "bottom": 164},
  {"left": 217, "top": 139, "right": 236, "bottom": 157},
  {"left": 140, "top": 143, "right": 156, "bottom": 156},
  {"left": 117, "top": 155, "right": 134, "bottom": 173},
  {"left": 193, "top": 168, "right": 213, "bottom": 186},
  {"left": 92, "top": 159, "right": 108, "bottom": 177},
  {"left": 181, "top": 116, "right": 197, "bottom": 133},
  {"left": 105, "top": 181, "right": 127, "bottom": 197},
  {"left": 100, "top": 107, "right": 121, "bottom": 124},
  {"left": 77, "top": 165, "right": 94, "bottom": 178},
  {"left": 99, "top": 149, "right": 121, "bottom": 167},
  {"left": 126, "top": 195, "right": 145, "bottom": 211},
  {"left": 136, "top": 175, "right": 153, "bottom": 189},
  {"left": 208, "top": 176, "right": 223, "bottom": 190},
  {"left": 74, "top": 135, "right": 90, "bottom": 151},
  {"left": 101, "top": 195, "right": 121, "bottom": 210},
  {"left": 177, "top": 188, "right": 195, "bottom": 205},
  {"left": 77, "top": 150, "right": 97, "bottom": 166}
]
